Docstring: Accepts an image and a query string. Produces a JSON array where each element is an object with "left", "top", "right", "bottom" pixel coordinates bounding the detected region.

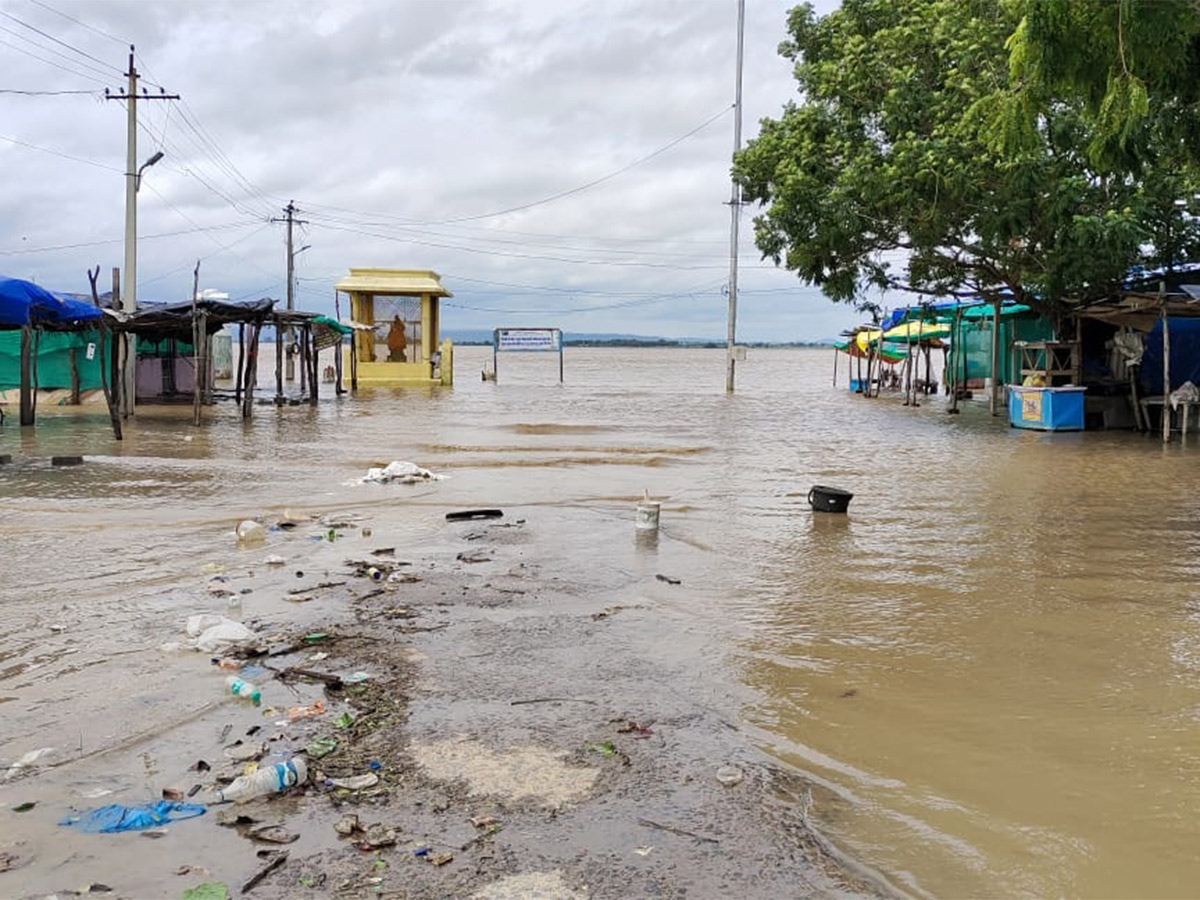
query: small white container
[{"left": 635, "top": 491, "right": 660, "bottom": 531}]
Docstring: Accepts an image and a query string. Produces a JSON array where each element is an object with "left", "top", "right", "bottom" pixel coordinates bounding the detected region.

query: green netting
[
  {"left": 949, "top": 314, "right": 1054, "bottom": 383},
  {"left": 0, "top": 329, "right": 110, "bottom": 390}
]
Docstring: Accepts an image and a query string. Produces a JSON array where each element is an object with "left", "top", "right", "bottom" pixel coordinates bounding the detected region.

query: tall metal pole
[
  {"left": 121, "top": 47, "right": 138, "bottom": 418},
  {"left": 725, "top": 0, "right": 746, "bottom": 394},
  {"left": 285, "top": 200, "right": 295, "bottom": 381}
]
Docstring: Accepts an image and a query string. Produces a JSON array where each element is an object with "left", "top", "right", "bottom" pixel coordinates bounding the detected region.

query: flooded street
[{"left": 2, "top": 346, "right": 1199, "bottom": 897}]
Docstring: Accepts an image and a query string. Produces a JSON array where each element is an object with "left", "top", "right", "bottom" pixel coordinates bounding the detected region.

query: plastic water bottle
[
  {"left": 225, "top": 674, "right": 261, "bottom": 706},
  {"left": 218, "top": 757, "right": 307, "bottom": 803}
]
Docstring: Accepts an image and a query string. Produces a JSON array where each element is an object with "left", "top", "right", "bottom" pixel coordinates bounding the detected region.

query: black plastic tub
[{"left": 808, "top": 485, "right": 853, "bottom": 513}]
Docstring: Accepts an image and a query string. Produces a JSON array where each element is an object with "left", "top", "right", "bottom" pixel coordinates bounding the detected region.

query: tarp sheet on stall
[
  {"left": 0, "top": 276, "right": 104, "bottom": 329},
  {"left": 1139, "top": 317, "right": 1200, "bottom": 394}
]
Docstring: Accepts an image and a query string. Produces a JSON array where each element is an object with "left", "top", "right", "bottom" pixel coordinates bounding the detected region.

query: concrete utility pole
[
  {"left": 105, "top": 45, "right": 178, "bottom": 418},
  {"left": 272, "top": 201, "right": 308, "bottom": 381},
  {"left": 725, "top": 0, "right": 746, "bottom": 394}
]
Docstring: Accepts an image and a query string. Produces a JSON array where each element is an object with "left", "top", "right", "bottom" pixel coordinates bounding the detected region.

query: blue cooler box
[{"left": 1007, "top": 386, "right": 1086, "bottom": 431}]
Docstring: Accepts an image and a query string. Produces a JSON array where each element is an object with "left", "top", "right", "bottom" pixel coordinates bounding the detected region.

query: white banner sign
[{"left": 495, "top": 328, "right": 561, "bottom": 352}]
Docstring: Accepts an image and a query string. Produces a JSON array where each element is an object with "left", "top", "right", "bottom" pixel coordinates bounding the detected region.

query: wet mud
[{"left": 2, "top": 508, "right": 889, "bottom": 900}]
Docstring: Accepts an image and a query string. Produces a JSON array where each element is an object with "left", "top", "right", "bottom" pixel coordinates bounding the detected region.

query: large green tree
[{"left": 734, "top": 0, "right": 1200, "bottom": 317}]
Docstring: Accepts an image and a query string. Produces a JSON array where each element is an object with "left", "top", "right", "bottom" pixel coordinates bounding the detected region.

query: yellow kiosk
[{"left": 334, "top": 268, "right": 454, "bottom": 385}]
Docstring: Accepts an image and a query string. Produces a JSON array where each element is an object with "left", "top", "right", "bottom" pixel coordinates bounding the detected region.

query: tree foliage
[{"left": 734, "top": 0, "right": 1200, "bottom": 315}]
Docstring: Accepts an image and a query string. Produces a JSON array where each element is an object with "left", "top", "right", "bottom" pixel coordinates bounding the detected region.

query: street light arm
[{"left": 135, "top": 150, "right": 164, "bottom": 192}]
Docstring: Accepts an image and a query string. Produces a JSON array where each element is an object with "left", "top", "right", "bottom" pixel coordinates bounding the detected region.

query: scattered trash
[
  {"left": 188, "top": 759, "right": 211, "bottom": 774},
  {"left": 634, "top": 845, "right": 654, "bottom": 857},
  {"left": 241, "top": 850, "right": 287, "bottom": 895},
  {"left": 263, "top": 555, "right": 286, "bottom": 566},
  {"left": 361, "top": 528, "right": 373, "bottom": 538},
  {"left": 213, "top": 657, "right": 243, "bottom": 672},
  {"left": 223, "top": 741, "right": 267, "bottom": 762},
  {"left": 445, "top": 509, "right": 503, "bottom": 521},
  {"left": 587, "top": 742, "right": 618, "bottom": 757},
  {"left": 344, "top": 672, "right": 371, "bottom": 684},
  {"left": 181, "top": 883, "right": 228, "bottom": 900},
  {"left": 287, "top": 700, "right": 325, "bottom": 722},
  {"left": 428, "top": 852, "right": 454, "bottom": 867},
  {"left": 248, "top": 824, "right": 298, "bottom": 844},
  {"left": 616, "top": 721, "right": 654, "bottom": 738},
  {"left": 12, "top": 801, "right": 35, "bottom": 812},
  {"left": 334, "top": 712, "right": 355, "bottom": 730},
  {"left": 333, "top": 813, "right": 362, "bottom": 836},
  {"left": 186, "top": 615, "right": 257, "bottom": 654},
  {"left": 354, "top": 823, "right": 396, "bottom": 850},
  {"left": 365, "top": 567, "right": 384, "bottom": 581},
  {"left": 356, "top": 461, "right": 445, "bottom": 485},
  {"left": 215, "top": 810, "right": 261, "bottom": 827},
  {"left": 235, "top": 520, "right": 267, "bottom": 545},
  {"left": 302, "top": 632, "right": 329, "bottom": 644},
  {"left": 324, "top": 529, "right": 340, "bottom": 543},
  {"left": 368, "top": 761, "right": 382, "bottom": 771},
  {"left": 218, "top": 758, "right": 307, "bottom": 804},
  {"left": 655, "top": 574, "right": 681, "bottom": 585},
  {"left": 60, "top": 801, "right": 206, "bottom": 833},
  {"left": 591, "top": 606, "right": 625, "bottom": 621},
  {"left": 142, "top": 828, "right": 168, "bottom": 839},
  {"left": 456, "top": 550, "right": 492, "bottom": 564},
  {"left": 413, "top": 847, "right": 430, "bottom": 857},
  {"left": 635, "top": 490, "right": 661, "bottom": 532},
  {"left": 161, "top": 788, "right": 184, "bottom": 803},
  {"left": 4, "top": 746, "right": 55, "bottom": 781},
  {"left": 225, "top": 675, "right": 262, "bottom": 706},
  {"left": 715, "top": 765, "right": 744, "bottom": 787},
  {"left": 328, "top": 773, "right": 378, "bottom": 790},
  {"left": 278, "top": 510, "right": 312, "bottom": 529},
  {"left": 470, "top": 815, "right": 499, "bottom": 828},
  {"left": 308, "top": 651, "right": 329, "bottom": 661},
  {"left": 0, "top": 850, "right": 20, "bottom": 872},
  {"left": 387, "top": 570, "right": 421, "bottom": 584},
  {"left": 307, "top": 738, "right": 339, "bottom": 759}
]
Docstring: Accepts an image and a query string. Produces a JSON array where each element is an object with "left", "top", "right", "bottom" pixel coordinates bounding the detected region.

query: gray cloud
[{"left": 0, "top": 0, "right": 855, "bottom": 341}]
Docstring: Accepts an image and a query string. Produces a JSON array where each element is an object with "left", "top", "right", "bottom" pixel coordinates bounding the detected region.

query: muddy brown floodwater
[{"left": 2, "top": 347, "right": 1200, "bottom": 898}]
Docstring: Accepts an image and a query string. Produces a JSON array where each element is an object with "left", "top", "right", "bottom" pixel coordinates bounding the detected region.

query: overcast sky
[{"left": 0, "top": 0, "right": 862, "bottom": 341}]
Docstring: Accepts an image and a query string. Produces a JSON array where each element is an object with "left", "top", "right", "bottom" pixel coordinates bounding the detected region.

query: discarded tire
[{"left": 808, "top": 485, "right": 853, "bottom": 513}]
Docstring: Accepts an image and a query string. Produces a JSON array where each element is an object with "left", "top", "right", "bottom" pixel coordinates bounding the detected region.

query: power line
[
  {"left": 0, "top": 32, "right": 112, "bottom": 85},
  {"left": 0, "top": 87, "right": 97, "bottom": 94},
  {"left": 27, "top": 0, "right": 128, "bottom": 48},
  {"left": 0, "top": 130, "right": 121, "bottom": 171},
  {"left": 266, "top": 105, "right": 734, "bottom": 230},
  {"left": 0, "top": 8, "right": 121, "bottom": 74},
  {"left": 0, "top": 220, "right": 264, "bottom": 256}
]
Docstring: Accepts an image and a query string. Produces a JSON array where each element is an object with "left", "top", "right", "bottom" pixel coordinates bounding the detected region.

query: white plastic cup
[{"left": 635, "top": 491, "right": 660, "bottom": 531}]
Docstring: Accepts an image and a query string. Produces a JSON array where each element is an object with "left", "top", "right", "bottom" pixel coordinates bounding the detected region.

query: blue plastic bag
[{"left": 60, "top": 800, "right": 206, "bottom": 833}]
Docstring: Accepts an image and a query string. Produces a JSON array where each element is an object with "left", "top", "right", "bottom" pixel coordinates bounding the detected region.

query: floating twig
[
  {"left": 242, "top": 849, "right": 288, "bottom": 894},
  {"left": 510, "top": 697, "right": 598, "bottom": 706}
]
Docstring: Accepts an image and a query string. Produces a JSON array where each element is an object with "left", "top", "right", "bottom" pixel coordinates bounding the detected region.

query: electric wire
[{"left": 26, "top": 0, "right": 128, "bottom": 48}]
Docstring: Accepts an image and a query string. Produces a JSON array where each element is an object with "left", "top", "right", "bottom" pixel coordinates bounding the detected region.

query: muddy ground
[{"left": 6, "top": 509, "right": 895, "bottom": 900}]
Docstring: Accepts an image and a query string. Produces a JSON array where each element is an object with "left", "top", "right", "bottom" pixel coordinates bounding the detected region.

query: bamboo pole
[
  {"left": 1162, "top": 292, "right": 1171, "bottom": 444},
  {"left": 309, "top": 328, "right": 319, "bottom": 406},
  {"left": 235, "top": 323, "right": 245, "bottom": 405},
  {"left": 193, "top": 312, "right": 206, "bottom": 426},
  {"left": 989, "top": 299, "right": 1001, "bottom": 416},
  {"left": 19, "top": 326, "right": 33, "bottom": 426},
  {"left": 335, "top": 335, "right": 344, "bottom": 395},
  {"left": 68, "top": 348, "right": 80, "bottom": 404},
  {"left": 349, "top": 332, "right": 358, "bottom": 391},
  {"left": 87, "top": 266, "right": 121, "bottom": 440},
  {"left": 274, "top": 316, "right": 284, "bottom": 405}
]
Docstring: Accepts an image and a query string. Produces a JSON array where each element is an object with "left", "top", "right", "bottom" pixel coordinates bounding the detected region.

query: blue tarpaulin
[
  {"left": 60, "top": 800, "right": 206, "bottom": 833},
  {"left": 0, "top": 275, "right": 104, "bottom": 329},
  {"left": 1139, "top": 317, "right": 1200, "bottom": 394}
]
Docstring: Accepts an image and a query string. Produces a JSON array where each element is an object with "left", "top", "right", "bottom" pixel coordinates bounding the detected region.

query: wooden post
[
  {"left": 68, "top": 347, "right": 81, "bottom": 404},
  {"left": 87, "top": 266, "right": 122, "bottom": 440},
  {"left": 235, "top": 323, "right": 245, "bottom": 405},
  {"left": 312, "top": 328, "right": 321, "bottom": 405},
  {"left": 335, "top": 335, "right": 344, "bottom": 395},
  {"left": 299, "top": 325, "right": 308, "bottom": 395},
  {"left": 274, "top": 316, "right": 284, "bottom": 404},
  {"left": 349, "top": 331, "right": 358, "bottom": 391},
  {"left": 243, "top": 322, "right": 261, "bottom": 419},
  {"left": 19, "top": 326, "right": 33, "bottom": 426},
  {"left": 989, "top": 298, "right": 1001, "bottom": 416},
  {"left": 1162, "top": 294, "right": 1171, "bottom": 444},
  {"left": 193, "top": 312, "right": 206, "bottom": 426}
]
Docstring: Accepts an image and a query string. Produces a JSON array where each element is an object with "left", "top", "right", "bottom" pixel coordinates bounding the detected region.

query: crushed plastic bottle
[
  {"left": 218, "top": 757, "right": 307, "bottom": 803},
  {"left": 235, "top": 520, "right": 266, "bottom": 544},
  {"left": 225, "top": 674, "right": 261, "bottom": 706}
]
